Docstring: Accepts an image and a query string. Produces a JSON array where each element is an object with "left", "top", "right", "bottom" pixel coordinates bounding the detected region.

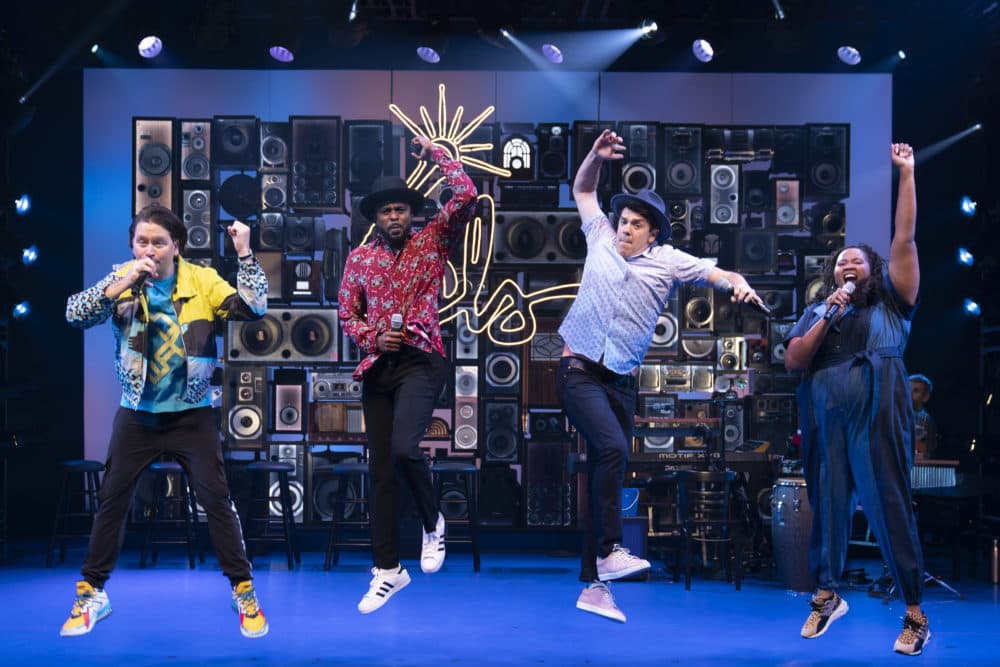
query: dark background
[{"left": 1, "top": 0, "right": 997, "bottom": 538}]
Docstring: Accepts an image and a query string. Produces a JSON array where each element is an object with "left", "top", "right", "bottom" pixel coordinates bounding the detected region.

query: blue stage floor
[{"left": 3, "top": 547, "right": 997, "bottom": 666}]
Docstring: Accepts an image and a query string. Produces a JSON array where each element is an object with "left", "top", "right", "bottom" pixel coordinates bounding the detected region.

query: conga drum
[{"left": 771, "top": 477, "right": 816, "bottom": 592}]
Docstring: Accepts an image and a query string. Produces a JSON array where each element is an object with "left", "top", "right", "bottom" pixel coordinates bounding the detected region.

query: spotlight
[
  {"left": 269, "top": 45, "right": 295, "bottom": 62},
  {"left": 12, "top": 301, "right": 30, "bottom": 320},
  {"left": 960, "top": 196, "right": 977, "bottom": 217},
  {"left": 500, "top": 28, "right": 512, "bottom": 39},
  {"left": 90, "top": 44, "right": 100, "bottom": 54},
  {"left": 964, "top": 298, "right": 981, "bottom": 316},
  {"left": 417, "top": 46, "right": 441, "bottom": 63},
  {"left": 542, "top": 43, "right": 563, "bottom": 64},
  {"left": 771, "top": 0, "right": 786, "bottom": 20},
  {"left": 138, "top": 35, "right": 163, "bottom": 59},
  {"left": 692, "top": 39, "right": 714, "bottom": 63},
  {"left": 897, "top": 49, "right": 906, "bottom": 60},
  {"left": 14, "top": 194, "right": 31, "bottom": 215},
  {"left": 640, "top": 19, "right": 658, "bottom": 38},
  {"left": 22, "top": 245, "right": 38, "bottom": 266},
  {"left": 348, "top": 0, "right": 358, "bottom": 22},
  {"left": 837, "top": 45, "right": 861, "bottom": 66},
  {"left": 972, "top": 122, "right": 983, "bottom": 131},
  {"left": 957, "top": 247, "right": 974, "bottom": 266}
]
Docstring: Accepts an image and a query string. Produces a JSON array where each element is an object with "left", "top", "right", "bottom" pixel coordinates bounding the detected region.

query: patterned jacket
[{"left": 66, "top": 256, "right": 267, "bottom": 409}]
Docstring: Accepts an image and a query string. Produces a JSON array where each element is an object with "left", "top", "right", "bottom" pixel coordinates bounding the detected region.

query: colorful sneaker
[
  {"left": 60, "top": 581, "right": 111, "bottom": 637},
  {"left": 420, "top": 512, "right": 447, "bottom": 574},
  {"left": 232, "top": 580, "right": 269, "bottom": 638},
  {"left": 800, "top": 592, "right": 849, "bottom": 638},
  {"left": 596, "top": 545, "right": 651, "bottom": 581},
  {"left": 894, "top": 610, "right": 931, "bottom": 656},
  {"left": 358, "top": 565, "right": 411, "bottom": 614},
  {"left": 576, "top": 582, "right": 626, "bottom": 623}
]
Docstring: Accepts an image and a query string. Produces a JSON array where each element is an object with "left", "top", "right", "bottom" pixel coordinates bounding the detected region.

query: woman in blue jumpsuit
[{"left": 784, "top": 143, "right": 930, "bottom": 656}]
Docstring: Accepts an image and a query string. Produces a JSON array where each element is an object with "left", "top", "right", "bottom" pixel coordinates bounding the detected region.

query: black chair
[
  {"left": 46, "top": 459, "right": 105, "bottom": 567},
  {"left": 643, "top": 472, "right": 683, "bottom": 581},
  {"left": 430, "top": 460, "right": 480, "bottom": 572},
  {"left": 316, "top": 461, "right": 372, "bottom": 570},
  {"left": 244, "top": 460, "right": 301, "bottom": 569},
  {"left": 139, "top": 460, "right": 203, "bottom": 569},
  {"left": 677, "top": 469, "right": 742, "bottom": 591}
]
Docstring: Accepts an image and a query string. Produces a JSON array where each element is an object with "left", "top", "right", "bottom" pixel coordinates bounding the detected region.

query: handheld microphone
[
  {"left": 132, "top": 271, "right": 149, "bottom": 293},
  {"left": 390, "top": 313, "right": 403, "bottom": 332},
  {"left": 712, "top": 277, "right": 772, "bottom": 316},
  {"left": 823, "top": 280, "right": 856, "bottom": 321}
]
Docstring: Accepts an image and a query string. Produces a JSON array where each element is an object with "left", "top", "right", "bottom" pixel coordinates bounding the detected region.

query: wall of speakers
[
  {"left": 228, "top": 308, "right": 339, "bottom": 363},
  {"left": 721, "top": 402, "right": 745, "bottom": 450},
  {"left": 322, "top": 227, "right": 350, "bottom": 303},
  {"left": 717, "top": 336, "right": 746, "bottom": 372},
  {"left": 774, "top": 178, "right": 800, "bottom": 228},
  {"left": 681, "top": 285, "right": 714, "bottom": 332},
  {"left": 484, "top": 350, "right": 520, "bottom": 395},
  {"left": 455, "top": 310, "right": 478, "bottom": 360},
  {"left": 734, "top": 230, "right": 777, "bottom": 273},
  {"left": 647, "top": 296, "right": 680, "bottom": 356},
  {"left": 772, "top": 126, "right": 805, "bottom": 175},
  {"left": 225, "top": 366, "right": 266, "bottom": 447},
  {"left": 571, "top": 121, "right": 616, "bottom": 203},
  {"left": 638, "top": 394, "right": 676, "bottom": 452},
  {"left": 272, "top": 368, "right": 307, "bottom": 433},
  {"left": 290, "top": 115, "right": 343, "bottom": 212},
  {"left": 525, "top": 440, "right": 573, "bottom": 527},
  {"left": 492, "top": 212, "right": 586, "bottom": 265},
  {"left": 453, "top": 366, "right": 478, "bottom": 452},
  {"left": 483, "top": 400, "right": 521, "bottom": 463},
  {"left": 660, "top": 125, "right": 702, "bottom": 196},
  {"left": 133, "top": 117, "right": 174, "bottom": 214},
  {"left": 259, "top": 212, "right": 284, "bottom": 251},
  {"left": 804, "top": 124, "right": 850, "bottom": 199},
  {"left": 179, "top": 119, "right": 211, "bottom": 181},
  {"left": 261, "top": 173, "right": 287, "bottom": 211},
  {"left": 212, "top": 116, "right": 259, "bottom": 170},
  {"left": 769, "top": 321, "right": 796, "bottom": 366},
  {"left": 709, "top": 163, "right": 740, "bottom": 225}
]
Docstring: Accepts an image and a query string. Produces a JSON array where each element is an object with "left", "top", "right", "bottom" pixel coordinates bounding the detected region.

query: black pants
[
  {"left": 362, "top": 346, "right": 447, "bottom": 570},
  {"left": 82, "top": 406, "right": 252, "bottom": 588},
  {"left": 556, "top": 357, "right": 636, "bottom": 582}
]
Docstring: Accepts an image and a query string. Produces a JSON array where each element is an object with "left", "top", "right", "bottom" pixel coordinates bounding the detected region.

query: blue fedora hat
[{"left": 610, "top": 188, "right": 672, "bottom": 242}]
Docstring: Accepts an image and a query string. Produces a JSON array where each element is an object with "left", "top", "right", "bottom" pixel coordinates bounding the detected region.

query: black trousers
[
  {"left": 82, "top": 406, "right": 252, "bottom": 588},
  {"left": 556, "top": 357, "right": 636, "bottom": 582},
  {"left": 362, "top": 346, "right": 447, "bottom": 570}
]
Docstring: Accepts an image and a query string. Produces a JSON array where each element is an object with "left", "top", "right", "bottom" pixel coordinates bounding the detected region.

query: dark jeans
[
  {"left": 556, "top": 357, "right": 636, "bottom": 582},
  {"left": 362, "top": 346, "right": 447, "bottom": 570},
  {"left": 82, "top": 406, "right": 252, "bottom": 588}
]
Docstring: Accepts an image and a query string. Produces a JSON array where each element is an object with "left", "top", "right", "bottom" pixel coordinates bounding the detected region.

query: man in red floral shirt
[{"left": 339, "top": 135, "right": 477, "bottom": 613}]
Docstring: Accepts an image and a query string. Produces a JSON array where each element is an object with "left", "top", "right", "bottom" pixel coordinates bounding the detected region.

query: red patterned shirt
[{"left": 339, "top": 146, "right": 477, "bottom": 379}]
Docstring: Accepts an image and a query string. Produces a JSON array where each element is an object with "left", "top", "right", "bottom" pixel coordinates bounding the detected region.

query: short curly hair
[{"left": 811, "top": 243, "right": 888, "bottom": 308}]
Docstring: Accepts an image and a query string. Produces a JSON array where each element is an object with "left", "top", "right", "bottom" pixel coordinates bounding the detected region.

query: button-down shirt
[
  {"left": 339, "top": 146, "right": 477, "bottom": 379},
  {"left": 558, "top": 212, "right": 715, "bottom": 375}
]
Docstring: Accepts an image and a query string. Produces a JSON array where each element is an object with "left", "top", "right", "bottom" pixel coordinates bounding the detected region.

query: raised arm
[
  {"left": 572, "top": 129, "right": 623, "bottom": 223},
  {"left": 418, "top": 136, "right": 478, "bottom": 248},
  {"left": 888, "top": 143, "right": 918, "bottom": 305}
]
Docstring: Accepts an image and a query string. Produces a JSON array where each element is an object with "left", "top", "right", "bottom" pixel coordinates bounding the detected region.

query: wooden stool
[
  {"left": 140, "top": 461, "right": 203, "bottom": 569},
  {"left": 245, "top": 460, "right": 301, "bottom": 569},
  {"left": 46, "top": 459, "right": 104, "bottom": 567},
  {"left": 430, "top": 460, "right": 481, "bottom": 572}
]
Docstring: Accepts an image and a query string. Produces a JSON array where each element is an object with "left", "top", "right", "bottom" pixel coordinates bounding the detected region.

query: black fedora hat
[
  {"left": 359, "top": 175, "right": 426, "bottom": 221},
  {"left": 610, "top": 188, "right": 672, "bottom": 242}
]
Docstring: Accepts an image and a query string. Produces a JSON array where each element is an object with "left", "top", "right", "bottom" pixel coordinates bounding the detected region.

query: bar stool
[
  {"left": 430, "top": 460, "right": 480, "bottom": 572},
  {"left": 46, "top": 459, "right": 105, "bottom": 567},
  {"left": 677, "top": 469, "right": 742, "bottom": 591},
  {"left": 245, "top": 460, "right": 301, "bottom": 569},
  {"left": 140, "top": 460, "right": 203, "bottom": 569},
  {"left": 317, "top": 461, "right": 372, "bottom": 569}
]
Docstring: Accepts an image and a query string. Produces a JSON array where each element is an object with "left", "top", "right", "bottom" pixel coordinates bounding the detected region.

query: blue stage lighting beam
[{"left": 916, "top": 124, "right": 984, "bottom": 164}]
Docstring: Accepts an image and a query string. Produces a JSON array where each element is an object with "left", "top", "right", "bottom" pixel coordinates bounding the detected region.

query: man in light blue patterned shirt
[{"left": 563, "top": 129, "right": 764, "bottom": 623}]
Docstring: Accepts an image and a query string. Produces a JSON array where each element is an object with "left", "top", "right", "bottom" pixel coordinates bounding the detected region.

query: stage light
[
  {"left": 269, "top": 45, "right": 295, "bottom": 62},
  {"left": 138, "top": 36, "right": 163, "bottom": 58},
  {"left": 12, "top": 301, "right": 30, "bottom": 320},
  {"left": 22, "top": 245, "right": 38, "bottom": 266},
  {"left": 500, "top": 28, "right": 512, "bottom": 39},
  {"left": 90, "top": 44, "right": 100, "bottom": 54},
  {"left": 897, "top": 49, "right": 906, "bottom": 60},
  {"left": 417, "top": 46, "right": 441, "bottom": 63},
  {"left": 960, "top": 196, "right": 977, "bottom": 216},
  {"left": 692, "top": 39, "right": 714, "bottom": 62},
  {"left": 771, "top": 0, "right": 786, "bottom": 20},
  {"left": 348, "top": 0, "right": 358, "bottom": 22},
  {"left": 957, "top": 247, "right": 974, "bottom": 266},
  {"left": 542, "top": 43, "right": 563, "bottom": 64},
  {"left": 639, "top": 19, "right": 658, "bottom": 38},
  {"left": 14, "top": 194, "right": 31, "bottom": 215},
  {"left": 837, "top": 45, "right": 861, "bottom": 65},
  {"left": 972, "top": 122, "right": 983, "bottom": 131},
  {"left": 964, "top": 298, "right": 981, "bottom": 316}
]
